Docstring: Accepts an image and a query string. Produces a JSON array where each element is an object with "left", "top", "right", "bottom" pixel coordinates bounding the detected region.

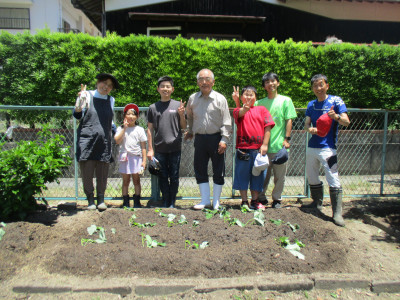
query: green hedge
[{"left": 0, "top": 29, "right": 399, "bottom": 111}]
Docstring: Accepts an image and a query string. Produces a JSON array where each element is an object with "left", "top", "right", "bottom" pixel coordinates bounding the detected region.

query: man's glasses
[{"left": 197, "top": 77, "right": 213, "bottom": 83}]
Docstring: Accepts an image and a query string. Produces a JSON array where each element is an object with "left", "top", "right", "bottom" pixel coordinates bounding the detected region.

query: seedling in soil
[
  {"left": 203, "top": 208, "right": 218, "bottom": 219},
  {"left": 218, "top": 207, "right": 231, "bottom": 221},
  {"left": 81, "top": 225, "right": 107, "bottom": 246},
  {"left": 178, "top": 215, "right": 188, "bottom": 225},
  {"left": 167, "top": 214, "right": 176, "bottom": 227},
  {"left": 286, "top": 222, "right": 300, "bottom": 232},
  {"left": 240, "top": 205, "right": 252, "bottom": 213},
  {"left": 192, "top": 220, "right": 200, "bottom": 227},
  {"left": 276, "top": 236, "right": 305, "bottom": 260},
  {"left": 269, "top": 218, "right": 283, "bottom": 226},
  {"left": 0, "top": 222, "right": 6, "bottom": 241},
  {"left": 131, "top": 221, "right": 157, "bottom": 228},
  {"left": 228, "top": 218, "right": 245, "bottom": 227},
  {"left": 185, "top": 240, "right": 209, "bottom": 250},
  {"left": 253, "top": 211, "right": 265, "bottom": 226},
  {"left": 141, "top": 233, "right": 166, "bottom": 248},
  {"left": 124, "top": 207, "right": 136, "bottom": 212},
  {"left": 128, "top": 214, "right": 137, "bottom": 226}
]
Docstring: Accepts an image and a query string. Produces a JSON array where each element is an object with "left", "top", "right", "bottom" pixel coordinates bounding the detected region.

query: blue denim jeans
[{"left": 154, "top": 151, "right": 181, "bottom": 207}]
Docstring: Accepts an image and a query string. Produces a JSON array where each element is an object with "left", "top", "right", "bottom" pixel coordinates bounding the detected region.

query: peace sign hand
[
  {"left": 243, "top": 97, "right": 251, "bottom": 112},
  {"left": 75, "top": 84, "right": 88, "bottom": 111},
  {"left": 178, "top": 99, "right": 186, "bottom": 116},
  {"left": 232, "top": 86, "right": 240, "bottom": 108}
]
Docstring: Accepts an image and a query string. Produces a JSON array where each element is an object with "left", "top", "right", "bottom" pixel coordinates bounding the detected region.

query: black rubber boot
[
  {"left": 302, "top": 182, "right": 324, "bottom": 212},
  {"left": 97, "top": 195, "right": 107, "bottom": 211},
  {"left": 330, "top": 187, "right": 345, "bottom": 227},
  {"left": 133, "top": 194, "right": 142, "bottom": 208},
  {"left": 87, "top": 193, "right": 96, "bottom": 210},
  {"left": 122, "top": 195, "right": 130, "bottom": 208}
]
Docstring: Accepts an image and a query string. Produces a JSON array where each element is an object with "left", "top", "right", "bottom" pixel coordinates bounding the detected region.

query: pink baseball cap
[{"left": 316, "top": 113, "right": 333, "bottom": 137}]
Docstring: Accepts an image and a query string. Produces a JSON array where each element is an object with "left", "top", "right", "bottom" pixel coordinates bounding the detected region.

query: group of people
[{"left": 73, "top": 69, "right": 350, "bottom": 227}]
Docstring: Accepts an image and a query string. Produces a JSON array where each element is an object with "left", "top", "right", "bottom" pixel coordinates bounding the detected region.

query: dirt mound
[{"left": 0, "top": 204, "right": 370, "bottom": 280}]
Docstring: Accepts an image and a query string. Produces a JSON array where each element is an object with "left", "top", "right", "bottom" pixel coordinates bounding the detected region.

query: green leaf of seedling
[
  {"left": 142, "top": 233, "right": 165, "bottom": 248},
  {"left": 185, "top": 240, "right": 198, "bottom": 249},
  {"left": 270, "top": 219, "right": 283, "bottom": 225},
  {"left": 287, "top": 222, "right": 300, "bottom": 232},
  {"left": 81, "top": 238, "right": 96, "bottom": 246},
  {"left": 124, "top": 207, "right": 136, "bottom": 212},
  {"left": 159, "top": 212, "right": 168, "bottom": 217},
  {"left": 229, "top": 218, "right": 245, "bottom": 227},
  {"left": 178, "top": 215, "right": 187, "bottom": 225},
  {"left": 204, "top": 208, "right": 218, "bottom": 219},
  {"left": 253, "top": 211, "right": 265, "bottom": 226},
  {"left": 276, "top": 236, "right": 290, "bottom": 247},
  {"left": 330, "top": 292, "right": 338, "bottom": 298},
  {"left": 218, "top": 207, "right": 230, "bottom": 218},
  {"left": 87, "top": 224, "right": 98, "bottom": 235},
  {"left": 285, "top": 243, "right": 305, "bottom": 260},
  {"left": 192, "top": 220, "right": 200, "bottom": 227},
  {"left": 84, "top": 225, "right": 107, "bottom": 244},
  {"left": 240, "top": 205, "right": 252, "bottom": 213},
  {"left": 167, "top": 214, "right": 176, "bottom": 222},
  {"left": 111, "top": 228, "right": 116, "bottom": 234},
  {"left": 295, "top": 239, "right": 305, "bottom": 248},
  {"left": 154, "top": 208, "right": 162, "bottom": 213}
]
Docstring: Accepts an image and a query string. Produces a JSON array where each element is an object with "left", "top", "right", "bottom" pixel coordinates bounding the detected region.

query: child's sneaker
[
  {"left": 250, "top": 200, "right": 266, "bottom": 211},
  {"left": 240, "top": 201, "right": 250, "bottom": 208}
]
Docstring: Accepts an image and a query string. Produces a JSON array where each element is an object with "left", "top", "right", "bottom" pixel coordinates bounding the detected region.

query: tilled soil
[{"left": 1, "top": 199, "right": 399, "bottom": 283}]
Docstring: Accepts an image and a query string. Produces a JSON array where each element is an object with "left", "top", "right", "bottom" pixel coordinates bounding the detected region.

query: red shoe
[{"left": 250, "top": 200, "right": 266, "bottom": 211}]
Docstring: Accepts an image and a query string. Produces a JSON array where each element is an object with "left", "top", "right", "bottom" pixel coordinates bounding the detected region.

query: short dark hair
[
  {"left": 311, "top": 74, "right": 328, "bottom": 85},
  {"left": 157, "top": 76, "right": 174, "bottom": 87},
  {"left": 241, "top": 85, "right": 257, "bottom": 97},
  {"left": 261, "top": 72, "right": 279, "bottom": 87}
]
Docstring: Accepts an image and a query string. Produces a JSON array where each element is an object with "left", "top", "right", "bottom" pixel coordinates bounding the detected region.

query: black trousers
[{"left": 193, "top": 133, "right": 225, "bottom": 185}]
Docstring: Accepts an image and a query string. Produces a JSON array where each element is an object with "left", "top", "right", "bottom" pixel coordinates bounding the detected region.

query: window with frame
[{"left": 0, "top": 8, "right": 30, "bottom": 29}]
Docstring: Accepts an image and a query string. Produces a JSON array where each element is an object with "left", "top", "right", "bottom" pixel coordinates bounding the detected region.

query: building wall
[{"left": 0, "top": 0, "right": 101, "bottom": 36}]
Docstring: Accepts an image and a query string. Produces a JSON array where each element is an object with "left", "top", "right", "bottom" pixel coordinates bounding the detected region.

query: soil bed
[{"left": 1, "top": 198, "right": 400, "bottom": 299}]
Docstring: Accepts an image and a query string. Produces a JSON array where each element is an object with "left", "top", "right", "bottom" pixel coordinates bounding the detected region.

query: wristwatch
[{"left": 285, "top": 136, "right": 291, "bottom": 141}]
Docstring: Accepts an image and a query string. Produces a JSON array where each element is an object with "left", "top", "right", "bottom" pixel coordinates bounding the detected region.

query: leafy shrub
[
  {"left": 0, "top": 30, "right": 399, "bottom": 113},
  {"left": 0, "top": 127, "right": 72, "bottom": 220}
]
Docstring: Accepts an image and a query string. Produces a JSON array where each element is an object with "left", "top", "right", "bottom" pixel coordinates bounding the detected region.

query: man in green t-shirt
[{"left": 254, "top": 72, "right": 297, "bottom": 208}]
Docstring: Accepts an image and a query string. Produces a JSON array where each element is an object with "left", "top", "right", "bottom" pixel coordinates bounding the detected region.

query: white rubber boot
[
  {"left": 193, "top": 182, "right": 211, "bottom": 210},
  {"left": 212, "top": 184, "right": 223, "bottom": 210}
]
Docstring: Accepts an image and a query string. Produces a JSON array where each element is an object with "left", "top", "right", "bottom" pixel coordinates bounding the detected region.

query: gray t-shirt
[{"left": 147, "top": 99, "right": 183, "bottom": 153}]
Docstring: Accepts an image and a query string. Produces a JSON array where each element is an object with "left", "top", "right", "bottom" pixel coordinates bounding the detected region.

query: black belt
[{"left": 196, "top": 132, "right": 220, "bottom": 136}]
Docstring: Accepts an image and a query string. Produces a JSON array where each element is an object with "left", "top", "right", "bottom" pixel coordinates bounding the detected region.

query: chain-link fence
[{"left": 1, "top": 106, "right": 399, "bottom": 201}]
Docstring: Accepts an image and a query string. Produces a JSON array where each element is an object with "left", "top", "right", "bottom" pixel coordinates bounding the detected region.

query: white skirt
[{"left": 119, "top": 153, "right": 142, "bottom": 174}]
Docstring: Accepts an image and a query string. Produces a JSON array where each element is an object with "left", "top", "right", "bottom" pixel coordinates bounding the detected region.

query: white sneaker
[
  {"left": 87, "top": 204, "right": 96, "bottom": 210},
  {"left": 97, "top": 203, "right": 107, "bottom": 211}
]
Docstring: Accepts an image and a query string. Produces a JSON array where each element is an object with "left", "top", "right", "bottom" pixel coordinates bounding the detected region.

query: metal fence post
[
  {"left": 304, "top": 131, "right": 310, "bottom": 198},
  {"left": 231, "top": 120, "right": 237, "bottom": 198},
  {"left": 380, "top": 111, "right": 389, "bottom": 195},
  {"left": 73, "top": 116, "right": 79, "bottom": 200}
]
